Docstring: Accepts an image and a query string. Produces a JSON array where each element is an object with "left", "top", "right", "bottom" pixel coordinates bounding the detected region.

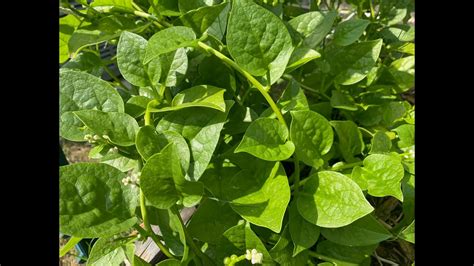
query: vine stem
[
  {"left": 196, "top": 41, "right": 287, "bottom": 129},
  {"left": 133, "top": 224, "right": 175, "bottom": 258},
  {"left": 307, "top": 250, "right": 337, "bottom": 262}
]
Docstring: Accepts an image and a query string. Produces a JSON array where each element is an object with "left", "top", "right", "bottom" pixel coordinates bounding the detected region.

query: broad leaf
[
  {"left": 60, "top": 69, "right": 124, "bottom": 114},
  {"left": 297, "top": 171, "right": 374, "bottom": 228},
  {"left": 289, "top": 201, "right": 320, "bottom": 256},
  {"left": 330, "top": 90, "right": 358, "bottom": 111},
  {"left": 316, "top": 240, "right": 377, "bottom": 264},
  {"left": 278, "top": 80, "right": 309, "bottom": 114},
  {"left": 286, "top": 45, "right": 321, "bottom": 73},
  {"left": 74, "top": 110, "right": 139, "bottom": 146},
  {"left": 140, "top": 144, "right": 203, "bottom": 208},
  {"left": 125, "top": 96, "right": 152, "bottom": 118},
  {"left": 62, "top": 51, "right": 103, "bottom": 76},
  {"left": 223, "top": 161, "right": 290, "bottom": 233},
  {"left": 227, "top": 0, "right": 293, "bottom": 83},
  {"left": 393, "top": 124, "right": 414, "bottom": 149},
  {"left": 330, "top": 120, "right": 364, "bottom": 162},
  {"left": 288, "top": 11, "right": 337, "bottom": 48},
  {"left": 179, "top": 2, "right": 228, "bottom": 36},
  {"left": 154, "top": 208, "right": 188, "bottom": 257},
  {"left": 351, "top": 154, "right": 405, "bottom": 201},
  {"left": 117, "top": 31, "right": 151, "bottom": 87},
  {"left": 320, "top": 214, "right": 392, "bottom": 246},
  {"left": 157, "top": 101, "right": 233, "bottom": 180},
  {"left": 333, "top": 18, "right": 370, "bottom": 46},
  {"left": 60, "top": 163, "right": 138, "bottom": 237},
  {"left": 187, "top": 198, "right": 240, "bottom": 244},
  {"left": 369, "top": 131, "right": 392, "bottom": 154},
  {"left": 151, "top": 85, "right": 226, "bottom": 112},
  {"left": 235, "top": 118, "right": 295, "bottom": 161},
  {"left": 87, "top": 235, "right": 136, "bottom": 265},
  {"left": 159, "top": 48, "right": 189, "bottom": 87},
  {"left": 60, "top": 14, "right": 81, "bottom": 63},
  {"left": 144, "top": 26, "right": 197, "bottom": 63},
  {"left": 326, "top": 39, "right": 383, "bottom": 85},
  {"left": 290, "top": 110, "right": 333, "bottom": 168}
]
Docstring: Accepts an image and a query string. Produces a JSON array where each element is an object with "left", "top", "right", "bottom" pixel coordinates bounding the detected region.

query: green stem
[
  {"left": 103, "top": 65, "right": 129, "bottom": 90},
  {"left": 358, "top": 127, "right": 374, "bottom": 137},
  {"left": 329, "top": 161, "right": 363, "bottom": 171},
  {"left": 172, "top": 207, "right": 211, "bottom": 264},
  {"left": 227, "top": 254, "right": 247, "bottom": 266},
  {"left": 134, "top": 225, "right": 175, "bottom": 259},
  {"left": 369, "top": 0, "right": 375, "bottom": 20},
  {"left": 197, "top": 41, "right": 287, "bottom": 128}
]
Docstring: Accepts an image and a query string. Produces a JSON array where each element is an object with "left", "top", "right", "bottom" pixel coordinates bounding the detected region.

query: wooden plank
[{"left": 134, "top": 207, "right": 197, "bottom": 264}]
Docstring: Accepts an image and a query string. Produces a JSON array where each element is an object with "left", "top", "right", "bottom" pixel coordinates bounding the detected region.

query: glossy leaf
[
  {"left": 223, "top": 161, "right": 291, "bottom": 233},
  {"left": 87, "top": 235, "right": 136, "bottom": 265},
  {"left": 289, "top": 201, "right": 320, "bottom": 256},
  {"left": 140, "top": 144, "right": 203, "bottom": 208},
  {"left": 227, "top": 0, "right": 293, "bottom": 83},
  {"left": 286, "top": 45, "right": 321, "bottom": 73},
  {"left": 399, "top": 220, "right": 415, "bottom": 243},
  {"left": 351, "top": 154, "right": 405, "bottom": 200},
  {"left": 290, "top": 110, "right": 333, "bottom": 168},
  {"left": 62, "top": 51, "right": 103, "bottom": 76},
  {"left": 144, "top": 26, "right": 197, "bottom": 64},
  {"left": 125, "top": 96, "right": 152, "bottom": 118},
  {"left": 235, "top": 118, "right": 295, "bottom": 161},
  {"left": 393, "top": 124, "right": 414, "bottom": 149},
  {"left": 151, "top": 85, "right": 226, "bottom": 112},
  {"left": 297, "top": 171, "right": 374, "bottom": 228},
  {"left": 288, "top": 11, "right": 337, "bottom": 48},
  {"left": 179, "top": 2, "right": 228, "bottom": 36},
  {"left": 156, "top": 101, "right": 233, "bottom": 180},
  {"left": 327, "top": 39, "right": 383, "bottom": 85},
  {"left": 187, "top": 199, "right": 240, "bottom": 244},
  {"left": 320, "top": 214, "right": 392, "bottom": 246},
  {"left": 159, "top": 48, "right": 189, "bottom": 87},
  {"left": 74, "top": 110, "right": 139, "bottom": 146},
  {"left": 369, "top": 131, "right": 392, "bottom": 154},
  {"left": 330, "top": 90, "right": 358, "bottom": 111},
  {"left": 278, "top": 80, "right": 309, "bottom": 114},
  {"left": 60, "top": 163, "right": 138, "bottom": 237},
  {"left": 117, "top": 31, "right": 150, "bottom": 87},
  {"left": 330, "top": 120, "right": 364, "bottom": 163},
  {"left": 60, "top": 14, "right": 81, "bottom": 63},
  {"left": 154, "top": 208, "right": 187, "bottom": 256},
  {"left": 333, "top": 18, "right": 370, "bottom": 46}
]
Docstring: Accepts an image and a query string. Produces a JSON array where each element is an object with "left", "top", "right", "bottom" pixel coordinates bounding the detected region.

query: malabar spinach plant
[{"left": 59, "top": 0, "right": 414, "bottom": 265}]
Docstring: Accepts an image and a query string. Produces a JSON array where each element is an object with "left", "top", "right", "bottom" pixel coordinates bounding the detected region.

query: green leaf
[
  {"left": 152, "top": 0, "right": 181, "bottom": 16},
  {"left": 223, "top": 161, "right": 290, "bottom": 233},
  {"left": 100, "top": 153, "right": 138, "bottom": 172},
  {"left": 286, "top": 45, "right": 321, "bottom": 73},
  {"left": 159, "top": 48, "right": 189, "bottom": 87},
  {"left": 330, "top": 121, "right": 364, "bottom": 162},
  {"left": 136, "top": 126, "right": 190, "bottom": 172},
  {"left": 179, "top": 2, "right": 228, "bottom": 36},
  {"left": 60, "top": 69, "right": 124, "bottom": 114},
  {"left": 235, "top": 118, "right": 295, "bottom": 161},
  {"left": 379, "top": 0, "right": 409, "bottom": 26},
  {"left": 351, "top": 154, "right": 404, "bottom": 200},
  {"left": 117, "top": 31, "right": 151, "bottom": 87},
  {"left": 60, "top": 14, "right": 81, "bottom": 63},
  {"left": 60, "top": 111, "right": 93, "bottom": 141},
  {"left": 60, "top": 236, "right": 83, "bottom": 257},
  {"left": 68, "top": 15, "right": 148, "bottom": 54},
  {"left": 381, "top": 101, "right": 408, "bottom": 125},
  {"left": 290, "top": 110, "right": 333, "bottom": 168},
  {"left": 207, "top": 2, "right": 230, "bottom": 40},
  {"left": 178, "top": 0, "right": 212, "bottom": 13},
  {"left": 157, "top": 259, "right": 181, "bottom": 265},
  {"left": 187, "top": 198, "right": 241, "bottom": 244},
  {"left": 399, "top": 220, "right": 414, "bottom": 243},
  {"left": 216, "top": 221, "right": 273, "bottom": 265},
  {"left": 156, "top": 101, "right": 233, "bottom": 180},
  {"left": 369, "top": 131, "right": 392, "bottom": 154},
  {"left": 289, "top": 201, "right": 320, "bottom": 256},
  {"left": 389, "top": 56, "right": 414, "bottom": 91},
  {"left": 320, "top": 214, "right": 392, "bottom": 246},
  {"left": 316, "top": 240, "right": 376, "bottom": 264},
  {"left": 227, "top": 0, "right": 293, "bottom": 83},
  {"left": 278, "top": 80, "right": 309, "bottom": 114},
  {"left": 200, "top": 161, "right": 241, "bottom": 199},
  {"left": 154, "top": 208, "right": 188, "bottom": 257},
  {"left": 151, "top": 85, "right": 226, "bottom": 112},
  {"left": 333, "top": 18, "right": 370, "bottom": 46},
  {"left": 62, "top": 51, "right": 103, "bottom": 77},
  {"left": 330, "top": 90, "right": 358, "bottom": 111},
  {"left": 125, "top": 96, "right": 152, "bottom": 118},
  {"left": 393, "top": 124, "right": 414, "bottom": 149},
  {"left": 144, "top": 26, "right": 196, "bottom": 64},
  {"left": 327, "top": 39, "right": 383, "bottom": 85},
  {"left": 91, "top": 0, "right": 134, "bottom": 10},
  {"left": 288, "top": 11, "right": 337, "bottom": 48},
  {"left": 269, "top": 224, "right": 309, "bottom": 265},
  {"left": 297, "top": 171, "right": 374, "bottom": 228},
  {"left": 74, "top": 110, "right": 139, "bottom": 146},
  {"left": 140, "top": 144, "right": 203, "bottom": 208},
  {"left": 87, "top": 235, "right": 136, "bottom": 265},
  {"left": 60, "top": 163, "right": 138, "bottom": 237}
]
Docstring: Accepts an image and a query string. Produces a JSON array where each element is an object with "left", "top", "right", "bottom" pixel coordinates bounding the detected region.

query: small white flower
[
  {"left": 93, "top": 135, "right": 101, "bottom": 140},
  {"left": 122, "top": 177, "right": 130, "bottom": 185},
  {"left": 102, "top": 134, "right": 110, "bottom": 140},
  {"left": 84, "top": 134, "right": 92, "bottom": 140},
  {"left": 246, "top": 249, "right": 263, "bottom": 264}
]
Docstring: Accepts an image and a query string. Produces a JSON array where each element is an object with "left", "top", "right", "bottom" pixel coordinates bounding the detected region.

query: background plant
[{"left": 59, "top": 0, "right": 415, "bottom": 265}]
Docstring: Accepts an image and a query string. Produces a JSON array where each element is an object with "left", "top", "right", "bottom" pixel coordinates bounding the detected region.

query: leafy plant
[{"left": 59, "top": 0, "right": 415, "bottom": 265}]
